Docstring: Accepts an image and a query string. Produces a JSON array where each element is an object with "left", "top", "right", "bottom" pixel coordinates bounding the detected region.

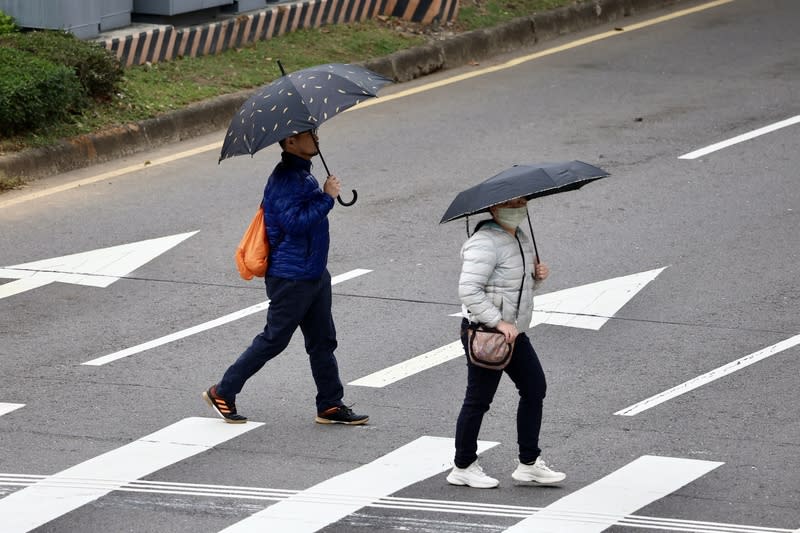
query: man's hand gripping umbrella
[{"left": 219, "top": 60, "right": 393, "bottom": 206}]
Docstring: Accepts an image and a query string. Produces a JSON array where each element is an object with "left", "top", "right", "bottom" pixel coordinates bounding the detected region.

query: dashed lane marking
[
  {"left": 615, "top": 333, "right": 800, "bottom": 416},
  {"left": 679, "top": 115, "right": 800, "bottom": 159},
  {"left": 82, "top": 268, "right": 371, "bottom": 366},
  {"left": 348, "top": 341, "right": 463, "bottom": 388}
]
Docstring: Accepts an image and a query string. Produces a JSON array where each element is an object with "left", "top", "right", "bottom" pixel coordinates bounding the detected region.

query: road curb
[{"left": 0, "top": 0, "right": 685, "bottom": 183}]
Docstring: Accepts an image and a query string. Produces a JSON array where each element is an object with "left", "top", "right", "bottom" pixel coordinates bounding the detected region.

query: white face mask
[{"left": 493, "top": 206, "right": 527, "bottom": 228}]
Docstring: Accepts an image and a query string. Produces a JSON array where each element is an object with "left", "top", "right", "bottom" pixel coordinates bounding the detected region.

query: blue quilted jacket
[{"left": 262, "top": 152, "right": 334, "bottom": 280}]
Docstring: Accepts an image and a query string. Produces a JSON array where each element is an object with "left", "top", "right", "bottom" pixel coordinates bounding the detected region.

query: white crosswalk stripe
[
  {"left": 503, "top": 455, "right": 723, "bottom": 532},
  {"left": 218, "top": 436, "right": 498, "bottom": 532},
  {"left": 0, "top": 417, "right": 262, "bottom": 533},
  {"left": 0, "top": 464, "right": 792, "bottom": 533}
]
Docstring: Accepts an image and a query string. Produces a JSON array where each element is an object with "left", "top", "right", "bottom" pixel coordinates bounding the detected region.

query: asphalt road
[{"left": 1, "top": 0, "right": 798, "bottom": 531}]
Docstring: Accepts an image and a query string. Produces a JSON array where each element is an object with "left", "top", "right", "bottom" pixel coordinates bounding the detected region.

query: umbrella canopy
[
  {"left": 439, "top": 161, "right": 609, "bottom": 224},
  {"left": 219, "top": 63, "right": 392, "bottom": 162}
]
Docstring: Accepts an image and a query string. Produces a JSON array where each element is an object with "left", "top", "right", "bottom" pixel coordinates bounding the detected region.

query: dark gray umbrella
[
  {"left": 440, "top": 161, "right": 609, "bottom": 261},
  {"left": 219, "top": 62, "right": 392, "bottom": 205}
]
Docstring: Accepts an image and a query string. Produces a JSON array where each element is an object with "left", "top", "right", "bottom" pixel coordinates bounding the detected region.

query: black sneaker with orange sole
[
  {"left": 203, "top": 385, "right": 247, "bottom": 423},
  {"left": 315, "top": 405, "right": 369, "bottom": 425}
]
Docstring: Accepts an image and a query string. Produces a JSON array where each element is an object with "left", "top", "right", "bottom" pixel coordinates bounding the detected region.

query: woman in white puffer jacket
[{"left": 446, "top": 196, "right": 566, "bottom": 489}]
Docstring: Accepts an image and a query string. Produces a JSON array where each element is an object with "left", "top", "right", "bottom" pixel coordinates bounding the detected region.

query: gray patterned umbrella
[{"left": 219, "top": 63, "right": 391, "bottom": 162}]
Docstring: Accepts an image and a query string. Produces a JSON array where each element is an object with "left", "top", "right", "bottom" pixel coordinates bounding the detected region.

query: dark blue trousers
[
  {"left": 217, "top": 269, "right": 344, "bottom": 412},
  {"left": 454, "top": 319, "right": 547, "bottom": 468}
]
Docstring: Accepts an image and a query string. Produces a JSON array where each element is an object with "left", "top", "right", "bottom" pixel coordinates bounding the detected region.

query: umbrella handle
[
  {"left": 312, "top": 136, "right": 358, "bottom": 207},
  {"left": 337, "top": 190, "right": 358, "bottom": 206}
]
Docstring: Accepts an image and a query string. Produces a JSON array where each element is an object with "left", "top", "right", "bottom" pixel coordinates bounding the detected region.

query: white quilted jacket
[{"left": 459, "top": 222, "right": 540, "bottom": 329}]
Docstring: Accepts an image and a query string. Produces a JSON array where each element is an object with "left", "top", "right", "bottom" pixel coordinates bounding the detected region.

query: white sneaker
[
  {"left": 446, "top": 460, "right": 499, "bottom": 488},
  {"left": 511, "top": 457, "right": 566, "bottom": 485}
]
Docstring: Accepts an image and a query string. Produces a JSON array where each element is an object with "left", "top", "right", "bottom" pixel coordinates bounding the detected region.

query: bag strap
[
  {"left": 511, "top": 233, "right": 526, "bottom": 323},
  {"left": 468, "top": 224, "right": 526, "bottom": 327},
  {"left": 477, "top": 222, "right": 526, "bottom": 315}
]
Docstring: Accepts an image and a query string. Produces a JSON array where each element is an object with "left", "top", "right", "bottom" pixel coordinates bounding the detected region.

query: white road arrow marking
[
  {"left": 0, "top": 232, "right": 198, "bottom": 300},
  {"left": 503, "top": 455, "right": 723, "bottom": 533},
  {"left": 0, "top": 403, "right": 24, "bottom": 417},
  {"left": 529, "top": 267, "right": 666, "bottom": 330},
  {"left": 218, "top": 436, "right": 499, "bottom": 533},
  {"left": 82, "top": 269, "right": 372, "bottom": 366},
  {"left": 351, "top": 268, "right": 666, "bottom": 388},
  {"left": 0, "top": 417, "right": 262, "bottom": 533}
]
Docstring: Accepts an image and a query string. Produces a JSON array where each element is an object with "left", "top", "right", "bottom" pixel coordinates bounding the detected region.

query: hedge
[
  {"left": 0, "top": 30, "right": 122, "bottom": 100},
  {"left": 0, "top": 47, "right": 84, "bottom": 136},
  {"left": 0, "top": 10, "right": 16, "bottom": 34}
]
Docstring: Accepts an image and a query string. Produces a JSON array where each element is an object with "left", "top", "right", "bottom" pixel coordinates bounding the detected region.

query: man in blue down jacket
[{"left": 204, "top": 128, "right": 368, "bottom": 425}]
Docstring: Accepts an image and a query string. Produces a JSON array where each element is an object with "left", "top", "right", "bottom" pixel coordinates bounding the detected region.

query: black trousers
[
  {"left": 454, "top": 319, "right": 547, "bottom": 468},
  {"left": 217, "top": 269, "right": 344, "bottom": 412}
]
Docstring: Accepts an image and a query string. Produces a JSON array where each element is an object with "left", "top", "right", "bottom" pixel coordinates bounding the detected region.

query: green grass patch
[
  {"left": 118, "top": 21, "right": 422, "bottom": 114},
  {"left": 0, "top": 1, "right": 577, "bottom": 154},
  {"left": 457, "top": 0, "right": 575, "bottom": 31}
]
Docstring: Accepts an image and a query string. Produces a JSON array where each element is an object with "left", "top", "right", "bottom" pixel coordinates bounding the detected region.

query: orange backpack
[{"left": 235, "top": 206, "right": 269, "bottom": 280}]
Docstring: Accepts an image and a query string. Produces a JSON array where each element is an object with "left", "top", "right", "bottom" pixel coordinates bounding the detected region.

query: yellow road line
[
  {"left": 357, "top": 0, "right": 735, "bottom": 108},
  {"left": 0, "top": 143, "right": 220, "bottom": 210},
  {"left": 0, "top": 0, "right": 733, "bottom": 210}
]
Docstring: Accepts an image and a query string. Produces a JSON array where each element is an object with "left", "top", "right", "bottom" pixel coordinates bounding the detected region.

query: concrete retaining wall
[{"left": 101, "top": 0, "right": 459, "bottom": 67}]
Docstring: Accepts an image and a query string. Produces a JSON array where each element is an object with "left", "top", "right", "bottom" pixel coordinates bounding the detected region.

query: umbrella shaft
[
  {"left": 310, "top": 135, "right": 357, "bottom": 206},
  {"left": 526, "top": 212, "right": 540, "bottom": 264},
  {"left": 312, "top": 137, "right": 332, "bottom": 176}
]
